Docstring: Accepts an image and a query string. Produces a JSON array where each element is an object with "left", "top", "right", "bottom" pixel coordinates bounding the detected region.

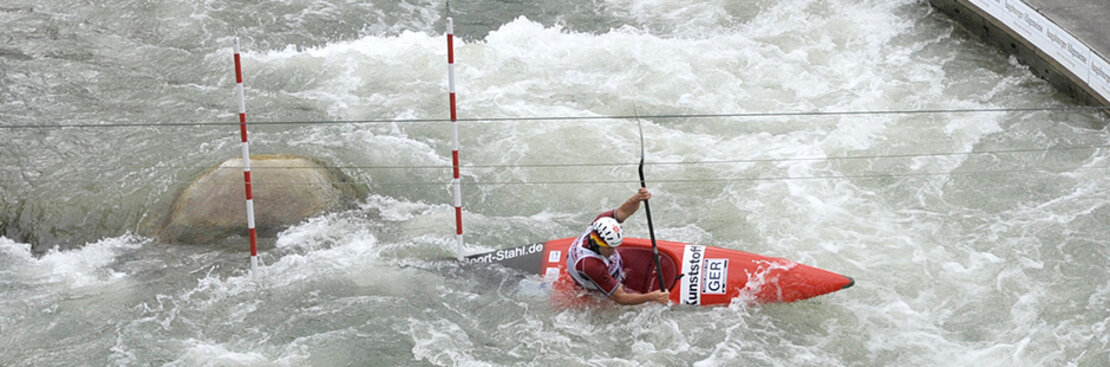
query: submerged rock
[{"left": 158, "top": 154, "right": 362, "bottom": 244}]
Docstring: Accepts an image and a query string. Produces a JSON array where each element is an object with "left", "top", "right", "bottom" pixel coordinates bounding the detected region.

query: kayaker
[{"left": 566, "top": 188, "right": 670, "bottom": 305}]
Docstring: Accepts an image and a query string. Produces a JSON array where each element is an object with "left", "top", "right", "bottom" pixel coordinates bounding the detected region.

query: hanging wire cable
[
  {"left": 3, "top": 143, "right": 1107, "bottom": 171},
  {"left": 2, "top": 105, "right": 1107, "bottom": 129},
  {"left": 3, "top": 107, "right": 1106, "bottom": 187},
  {"left": 3, "top": 163, "right": 1107, "bottom": 188}
]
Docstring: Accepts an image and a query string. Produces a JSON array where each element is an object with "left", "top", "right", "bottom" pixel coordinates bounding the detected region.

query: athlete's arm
[
  {"left": 615, "top": 188, "right": 651, "bottom": 222},
  {"left": 609, "top": 285, "right": 670, "bottom": 305}
]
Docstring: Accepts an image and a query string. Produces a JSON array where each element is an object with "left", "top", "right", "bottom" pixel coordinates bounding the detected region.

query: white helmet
[{"left": 591, "top": 217, "right": 623, "bottom": 247}]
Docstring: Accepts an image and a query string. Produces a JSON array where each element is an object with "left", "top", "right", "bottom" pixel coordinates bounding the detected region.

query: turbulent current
[{"left": 1, "top": 0, "right": 1108, "bottom": 365}]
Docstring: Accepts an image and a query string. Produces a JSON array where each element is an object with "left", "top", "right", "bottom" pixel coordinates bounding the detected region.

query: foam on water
[
  {"left": 0, "top": 235, "right": 145, "bottom": 289},
  {"left": 2, "top": 0, "right": 1109, "bottom": 365},
  {"left": 165, "top": 341, "right": 272, "bottom": 367}
]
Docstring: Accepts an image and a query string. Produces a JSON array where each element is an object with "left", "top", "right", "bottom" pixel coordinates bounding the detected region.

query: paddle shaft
[{"left": 636, "top": 117, "right": 668, "bottom": 293}]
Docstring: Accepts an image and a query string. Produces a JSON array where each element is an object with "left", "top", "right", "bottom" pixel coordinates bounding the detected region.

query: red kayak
[{"left": 466, "top": 237, "right": 854, "bottom": 306}]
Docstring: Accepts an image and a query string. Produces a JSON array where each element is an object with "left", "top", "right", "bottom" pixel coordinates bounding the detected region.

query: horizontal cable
[
  {"left": 3, "top": 164, "right": 1105, "bottom": 187},
  {"left": 2, "top": 143, "right": 1106, "bottom": 171},
  {"left": 2, "top": 106, "right": 1107, "bottom": 129}
]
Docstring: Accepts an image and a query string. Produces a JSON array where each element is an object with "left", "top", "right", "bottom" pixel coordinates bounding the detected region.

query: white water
[{"left": 1, "top": 0, "right": 1108, "bottom": 365}]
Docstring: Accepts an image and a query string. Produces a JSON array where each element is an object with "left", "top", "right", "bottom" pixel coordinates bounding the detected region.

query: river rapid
[{"left": 1, "top": 0, "right": 1108, "bottom": 365}]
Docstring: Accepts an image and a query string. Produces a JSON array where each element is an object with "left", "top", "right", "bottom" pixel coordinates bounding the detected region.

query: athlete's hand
[{"left": 653, "top": 289, "right": 670, "bottom": 305}]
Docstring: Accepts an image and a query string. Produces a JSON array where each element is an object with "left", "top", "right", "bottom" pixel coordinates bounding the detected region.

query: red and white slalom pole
[
  {"left": 446, "top": 17, "right": 464, "bottom": 260},
  {"left": 233, "top": 37, "right": 260, "bottom": 271}
]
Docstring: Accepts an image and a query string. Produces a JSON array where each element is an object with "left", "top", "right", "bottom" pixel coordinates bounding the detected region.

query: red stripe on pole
[
  {"left": 452, "top": 151, "right": 460, "bottom": 178},
  {"left": 234, "top": 54, "right": 243, "bottom": 83},
  {"left": 243, "top": 171, "right": 253, "bottom": 199},
  {"left": 249, "top": 228, "right": 258, "bottom": 256},
  {"left": 455, "top": 207, "right": 463, "bottom": 234},
  {"left": 239, "top": 122, "right": 248, "bottom": 142},
  {"left": 449, "top": 93, "right": 457, "bottom": 121},
  {"left": 447, "top": 34, "right": 454, "bottom": 64}
]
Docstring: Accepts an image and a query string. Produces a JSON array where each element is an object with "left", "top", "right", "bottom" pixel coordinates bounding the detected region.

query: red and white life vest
[{"left": 565, "top": 229, "right": 624, "bottom": 292}]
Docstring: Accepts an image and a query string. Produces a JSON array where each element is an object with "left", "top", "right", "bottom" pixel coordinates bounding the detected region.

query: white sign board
[
  {"left": 1090, "top": 55, "right": 1110, "bottom": 103},
  {"left": 1042, "top": 20, "right": 1091, "bottom": 83}
]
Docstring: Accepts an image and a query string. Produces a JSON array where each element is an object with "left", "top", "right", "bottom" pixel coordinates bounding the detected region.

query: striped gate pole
[
  {"left": 233, "top": 37, "right": 260, "bottom": 271},
  {"left": 446, "top": 17, "right": 464, "bottom": 260}
]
